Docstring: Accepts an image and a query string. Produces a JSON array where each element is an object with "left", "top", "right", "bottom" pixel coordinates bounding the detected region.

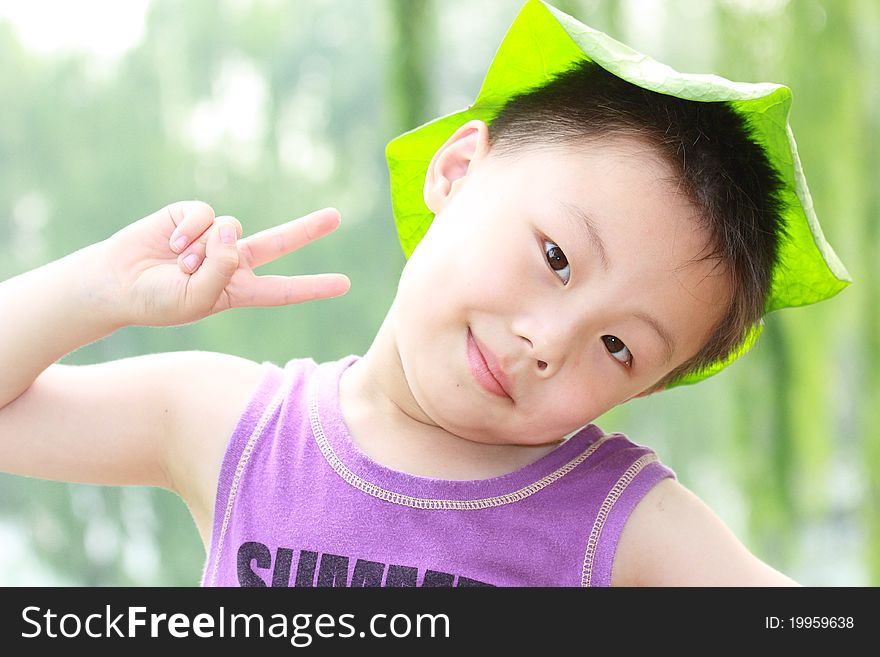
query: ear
[{"left": 424, "top": 119, "right": 491, "bottom": 214}]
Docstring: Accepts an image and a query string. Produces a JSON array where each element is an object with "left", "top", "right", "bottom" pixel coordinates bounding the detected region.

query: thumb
[{"left": 187, "top": 220, "right": 240, "bottom": 311}]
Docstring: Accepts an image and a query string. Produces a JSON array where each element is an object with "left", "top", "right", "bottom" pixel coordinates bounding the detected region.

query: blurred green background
[{"left": 0, "top": 0, "right": 876, "bottom": 586}]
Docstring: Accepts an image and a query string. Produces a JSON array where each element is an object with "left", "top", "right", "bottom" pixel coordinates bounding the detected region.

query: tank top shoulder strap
[
  {"left": 202, "top": 357, "right": 316, "bottom": 586},
  {"left": 581, "top": 433, "right": 677, "bottom": 587}
]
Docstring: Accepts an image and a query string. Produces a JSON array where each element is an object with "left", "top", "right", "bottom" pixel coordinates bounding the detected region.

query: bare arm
[
  {"left": 0, "top": 241, "right": 178, "bottom": 485},
  {"left": 0, "top": 350, "right": 266, "bottom": 547},
  {"left": 611, "top": 478, "right": 800, "bottom": 586},
  {"left": 0, "top": 242, "right": 118, "bottom": 409},
  {"left": 0, "top": 201, "right": 349, "bottom": 547}
]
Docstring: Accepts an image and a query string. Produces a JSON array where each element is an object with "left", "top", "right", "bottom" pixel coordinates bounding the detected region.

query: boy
[{"left": 0, "top": 1, "right": 848, "bottom": 586}]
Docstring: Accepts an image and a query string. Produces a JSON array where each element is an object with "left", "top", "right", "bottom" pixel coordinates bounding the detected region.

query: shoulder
[
  {"left": 611, "top": 477, "right": 800, "bottom": 586},
  {"left": 158, "top": 351, "right": 273, "bottom": 549}
]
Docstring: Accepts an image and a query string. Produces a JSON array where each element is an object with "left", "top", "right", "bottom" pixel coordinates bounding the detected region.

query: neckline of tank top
[{"left": 306, "top": 353, "right": 617, "bottom": 503}]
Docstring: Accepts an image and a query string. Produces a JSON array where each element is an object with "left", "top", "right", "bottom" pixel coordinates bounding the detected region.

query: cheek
[
  {"left": 403, "top": 233, "right": 525, "bottom": 314},
  {"left": 519, "top": 382, "right": 603, "bottom": 442},
  {"left": 541, "top": 351, "right": 628, "bottom": 423},
  {"left": 394, "top": 245, "right": 469, "bottom": 342},
  {"left": 467, "top": 230, "right": 535, "bottom": 306}
]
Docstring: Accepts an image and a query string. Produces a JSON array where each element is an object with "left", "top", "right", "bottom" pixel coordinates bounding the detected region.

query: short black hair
[{"left": 486, "top": 59, "right": 786, "bottom": 389}]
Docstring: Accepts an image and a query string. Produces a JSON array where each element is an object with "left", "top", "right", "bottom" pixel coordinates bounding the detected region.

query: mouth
[{"left": 466, "top": 327, "right": 513, "bottom": 400}]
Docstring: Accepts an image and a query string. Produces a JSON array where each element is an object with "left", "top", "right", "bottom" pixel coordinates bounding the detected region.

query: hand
[{"left": 101, "top": 201, "right": 351, "bottom": 327}]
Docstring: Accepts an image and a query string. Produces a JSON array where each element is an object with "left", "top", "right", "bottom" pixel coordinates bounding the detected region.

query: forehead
[
  {"left": 498, "top": 138, "right": 716, "bottom": 276},
  {"left": 486, "top": 134, "right": 678, "bottom": 199},
  {"left": 479, "top": 136, "right": 700, "bottom": 253}
]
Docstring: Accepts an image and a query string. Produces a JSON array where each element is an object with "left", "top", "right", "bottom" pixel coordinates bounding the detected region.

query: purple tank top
[{"left": 201, "top": 355, "right": 676, "bottom": 587}]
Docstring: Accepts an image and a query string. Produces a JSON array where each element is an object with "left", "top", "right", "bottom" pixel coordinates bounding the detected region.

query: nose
[
  {"left": 519, "top": 333, "right": 551, "bottom": 373},
  {"left": 513, "top": 313, "right": 579, "bottom": 376}
]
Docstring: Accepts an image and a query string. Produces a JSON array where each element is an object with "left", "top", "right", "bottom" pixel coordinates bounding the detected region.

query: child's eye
[
  {"left": 543, "top": 239, "right": 571, "bottom": 284},
  {"left": 602, "top": 335, "right": 633, "bottom": 367}
]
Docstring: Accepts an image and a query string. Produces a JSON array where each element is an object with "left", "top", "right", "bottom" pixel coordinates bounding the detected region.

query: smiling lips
[{"left": 466, "top": 328, "right": 513, "bottom": 400}]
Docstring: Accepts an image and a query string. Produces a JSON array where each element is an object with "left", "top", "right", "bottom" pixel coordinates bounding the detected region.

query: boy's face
[{"left": 389, "top": 121, "right": 730, "bottom": 447}]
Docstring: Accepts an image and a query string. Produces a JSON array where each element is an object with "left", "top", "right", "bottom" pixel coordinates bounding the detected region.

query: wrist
[{"left": 63, "top": 240, "right": 130, "bottom": 333}]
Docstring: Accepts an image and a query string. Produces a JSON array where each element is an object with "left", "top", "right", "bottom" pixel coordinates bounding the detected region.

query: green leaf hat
[{"left": 385, "top": 0, "right": 851, "bottom": 387}]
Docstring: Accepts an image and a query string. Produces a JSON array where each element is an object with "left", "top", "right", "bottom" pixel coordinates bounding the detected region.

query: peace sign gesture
[{"left": 103, "top": 201, "right": 351, "bottom": 328}]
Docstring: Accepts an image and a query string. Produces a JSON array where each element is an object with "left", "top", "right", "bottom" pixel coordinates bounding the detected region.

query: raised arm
[{"left": 0, "top": 201, "right": 349, "bottom": 546}]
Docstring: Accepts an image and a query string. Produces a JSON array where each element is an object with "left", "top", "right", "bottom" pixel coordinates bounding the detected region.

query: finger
[
  {"left": 213, "top": 215, "right": 243, "bottom": 240},
  {"left": 186, "top": 220, "right": 241, "bottom": 310},
  {"left": 167, "top": 201, "right": 216, "bottom": 254},
  {"left": 239, "top": 208, "right": 341, "bottom": 269},
  {"left": 229, "top": 273, "right": 350, "bottom": 308},
  {"left": 177, "top": 216, "right": 242, "bottom": 273}
]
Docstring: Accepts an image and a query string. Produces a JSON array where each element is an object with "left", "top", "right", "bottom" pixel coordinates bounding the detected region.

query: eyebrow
[
  {"left": 559, "top": 202, "right": 610, "bottom": 272},
  {"left": 634, "top": 311, "right": 676, "bottom": 367},
  {"left": 557, "top": 202, "right": 676, "bottom": 366}
]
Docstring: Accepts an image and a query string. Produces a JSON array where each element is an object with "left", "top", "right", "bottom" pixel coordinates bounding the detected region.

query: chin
[{"left": 414, "top": 374, "right": 501, "bottom": 437}]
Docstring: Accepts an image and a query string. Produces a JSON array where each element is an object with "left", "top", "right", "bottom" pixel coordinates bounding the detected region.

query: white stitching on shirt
[
  {"left": 308, "top": 365, "right": 614, "bottom": 509},
  {"left": 581, "top": 453, "right": 658, "bottom": 587},
  {"left": 207, "top": 367, "right": 290, "bottom": 586}
]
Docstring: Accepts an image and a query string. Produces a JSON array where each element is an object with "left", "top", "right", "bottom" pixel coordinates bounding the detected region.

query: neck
[{"left": 337, "top": 303, "right": 564, "bottom": 480}]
